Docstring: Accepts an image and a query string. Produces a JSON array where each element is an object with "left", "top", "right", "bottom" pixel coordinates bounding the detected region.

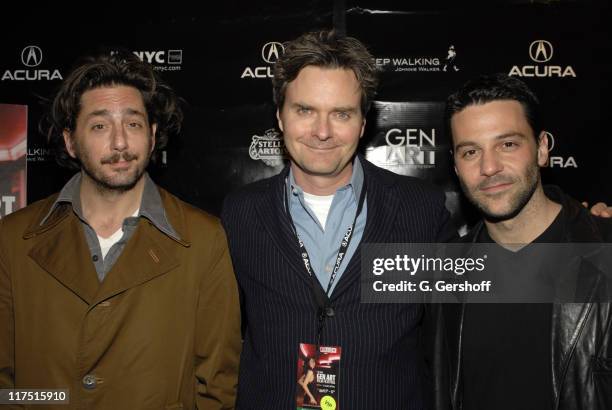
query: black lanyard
[{"left": 285, "top": 178, "right": 367, "bottom": 346}]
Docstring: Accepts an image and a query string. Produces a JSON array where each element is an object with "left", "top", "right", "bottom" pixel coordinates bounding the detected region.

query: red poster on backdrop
[{"left": 0, "top": 104, "right": 27, "bottom": 218}]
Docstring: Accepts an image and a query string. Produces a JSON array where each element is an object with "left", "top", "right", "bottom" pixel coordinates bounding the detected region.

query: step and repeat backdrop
[{"left": 1, "top": 2, "right": 610, "bottom": 229}]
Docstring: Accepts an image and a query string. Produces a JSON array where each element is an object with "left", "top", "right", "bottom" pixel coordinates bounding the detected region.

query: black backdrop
[{"left": 1, "top": 0, "right": 610, "bottom": 228}]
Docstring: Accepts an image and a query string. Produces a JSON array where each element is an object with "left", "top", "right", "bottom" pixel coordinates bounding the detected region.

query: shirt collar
[
  {"left": 40, "top": 172, "right": 180, "bottom": 241},
  {"left": 287, "top": 156, "right": 364, "bottom": 201}
]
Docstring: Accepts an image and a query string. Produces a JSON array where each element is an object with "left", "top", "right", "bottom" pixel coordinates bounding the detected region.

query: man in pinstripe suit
[{"left": 222, "top": 30, "right": 455, "bottom": 409}]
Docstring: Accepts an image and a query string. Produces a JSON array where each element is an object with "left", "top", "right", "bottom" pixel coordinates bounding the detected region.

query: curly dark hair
[
  {"left": 272, "top": 30, "right": 378, "bottom": 115},
  {"left": 42, "top": 50, "right": 183, "bottom": 169}
]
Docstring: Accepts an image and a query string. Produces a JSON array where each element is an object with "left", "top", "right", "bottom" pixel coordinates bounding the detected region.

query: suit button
[
  {"left": 92, "top": 255, "right": 99, "bottom": 262},
  {"left": 325, "top": 307, "right": 335, "bottom": 317},
  {"left": 82, "top": 374, "right": 97, "bottom": 389}
]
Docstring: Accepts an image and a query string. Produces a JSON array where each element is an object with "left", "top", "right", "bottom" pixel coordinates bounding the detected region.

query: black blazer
[{"left": 222, "top": 156, "right": 454, "bottom": 410}]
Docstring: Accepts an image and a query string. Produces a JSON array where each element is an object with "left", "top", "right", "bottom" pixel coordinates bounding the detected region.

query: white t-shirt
[
  {"left": 97, "top": 208, "right": 139, "bottom": 260},
  {"left": 302, "top": 192, "right": 334, "bottom": 230}
]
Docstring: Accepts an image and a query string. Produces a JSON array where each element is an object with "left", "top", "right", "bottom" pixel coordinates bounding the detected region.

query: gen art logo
[{"left": 383, "top": 128, "right": 437, "bottom": 168}]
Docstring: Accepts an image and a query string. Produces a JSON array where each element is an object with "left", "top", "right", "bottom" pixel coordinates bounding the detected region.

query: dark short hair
[
  {"left": 445, "top": 73, "right": 542, "bottom": 138},
  {"left": 42, "top": 51, "right": 183, "bottom": 169},
  {"left": 272, "top": 30, "right": 378, "bottom": 115}
]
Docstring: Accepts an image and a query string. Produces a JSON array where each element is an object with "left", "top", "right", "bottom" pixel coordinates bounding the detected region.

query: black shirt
[{"left": 461, "top": 204, "right": 565, "bottom": 410}]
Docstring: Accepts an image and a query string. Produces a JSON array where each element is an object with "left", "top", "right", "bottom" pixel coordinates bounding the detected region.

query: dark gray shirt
[{"left": 40, "top": 173, "right": 180, "bottom": 282}]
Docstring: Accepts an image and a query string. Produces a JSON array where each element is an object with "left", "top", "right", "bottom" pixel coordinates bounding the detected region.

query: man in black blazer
[{"left": 222, "top": 30, "right": 455, "bottom": 409}]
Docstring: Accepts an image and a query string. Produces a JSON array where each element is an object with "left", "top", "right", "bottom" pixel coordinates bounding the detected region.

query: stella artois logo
[{"left": 249, "top": 128, "right": 286, "bottom": 167}]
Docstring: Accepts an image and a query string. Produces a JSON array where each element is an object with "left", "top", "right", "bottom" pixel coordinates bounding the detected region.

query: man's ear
[
  {"left": 150, "top": 123, "right": 157, "bottom": 154},
  {"left": 63, "top": 130, "right": 77, "bottom": 158},
  {"left": 537, "top": 130, "right": 549, "bottom": 167},
  {"left": 276, "top": 109, "right": 284, "bottom": 132},
  {"left": 450, "top": 144, "right": 458, "bottom": 175}
]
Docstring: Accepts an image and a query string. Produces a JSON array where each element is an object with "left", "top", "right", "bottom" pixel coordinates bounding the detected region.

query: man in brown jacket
[{"left": 0, "top": 52, "right": 241, "bottom": 409}]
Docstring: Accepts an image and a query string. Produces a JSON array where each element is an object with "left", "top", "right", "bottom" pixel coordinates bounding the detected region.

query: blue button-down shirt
[{"left": 287, "top": 157, "right": 367, "bottom": 295}]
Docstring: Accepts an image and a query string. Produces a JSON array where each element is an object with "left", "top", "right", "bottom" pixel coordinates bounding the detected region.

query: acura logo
[
  {"left": 21, "top": 45, "right": 43, "bottom": 67},
  {"left": 261, "top": 42, "right": 284, "bottom": 64},
  {"left": 529, "top": 40, "right": 553, "bottom": 63}
]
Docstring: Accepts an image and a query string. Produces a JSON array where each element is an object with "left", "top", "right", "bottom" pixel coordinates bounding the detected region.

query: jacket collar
[
  {"left": 34, "top": 172, "right": 180, "bottom": 242},
  {"left": 250, "top": 164, "right": 316, "bottom": 297},
  {"left": 332, "top": 155, "right": 400, "bottom": 298},
  {"left": 24, "top": 181, "right": 189, "bottom": 306},
  {"left": 543, "top": 185, "right": 604, "bottom": 242}
]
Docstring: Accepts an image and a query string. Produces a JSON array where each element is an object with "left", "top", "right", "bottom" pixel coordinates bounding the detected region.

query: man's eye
[
  {"left": 91, "top": 124, "right": 105, "bottom": 130},
  {"left": 128, "top": 122, "right": 143, "bottom": 128},
  {"left": 297, "top": 107, "right": 311, "bottom": 115},
  {"left": 463, "top": 149, "right": 477, "bottom": 158},
  {"left": 501, "top": 141, "right": 518, "bottom": 150},
  {"left": 336, "top": 112, "right": 350, "bottom": 120}
]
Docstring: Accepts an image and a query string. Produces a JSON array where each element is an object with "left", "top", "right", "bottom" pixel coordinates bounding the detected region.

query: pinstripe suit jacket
[{"left": 222, "top": 156, "right": 453, "bottom": 410}]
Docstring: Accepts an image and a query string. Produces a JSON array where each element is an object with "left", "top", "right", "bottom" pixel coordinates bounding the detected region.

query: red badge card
[{"left": 296, "top": 343, "right": 341, "bottom": 410}]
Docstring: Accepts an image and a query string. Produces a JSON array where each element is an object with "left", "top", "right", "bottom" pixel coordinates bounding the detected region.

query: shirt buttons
[
  {"left": 82, "top": 374, "right": 97, "bottom": 389},
  {"left": 92, "top": 255, "right": 99, "bottom": 262},
  {"left": 325, "top": 265, "right": 332, "bottom": 273}
]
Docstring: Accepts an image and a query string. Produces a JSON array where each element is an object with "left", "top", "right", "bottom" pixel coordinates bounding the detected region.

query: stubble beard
[
  {"left": 460, "top": 161, "right": 540, "bottom": 223},
  {"left": 76, "top": 141, "right": 152, "bottom": 194}
]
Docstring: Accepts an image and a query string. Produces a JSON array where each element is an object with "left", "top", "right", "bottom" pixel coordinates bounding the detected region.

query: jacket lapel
[
  {"left": 253, "top": 168, "right": 315, "bottom": 289},
  {"left": 27, "top": 192, "right": 186, "bottom": 308},
  {"left": 331, "top": 158, "right": 399, "bottom": 299},
  {"left": 551, "top": 302, "right": 594, "bottom": 407},
  {"left": 91, "top": 219, "right": 180, "bottom": 307},
  {"left": 28, "top": 209, "right": 100, "bottom": 305},
  {"left": 550, "top": 191, "right": 604, "bottom": 407},
  {"left": 257, "top": 158, "right": 401, "bottom": 299},
  {"left": 440, "top": 303, "right": 465, "bottom": 406}
]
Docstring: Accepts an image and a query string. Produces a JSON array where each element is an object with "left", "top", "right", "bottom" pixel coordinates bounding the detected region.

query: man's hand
[{"left": 582, "top": 202, "right": 612, "bottom": 218}]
